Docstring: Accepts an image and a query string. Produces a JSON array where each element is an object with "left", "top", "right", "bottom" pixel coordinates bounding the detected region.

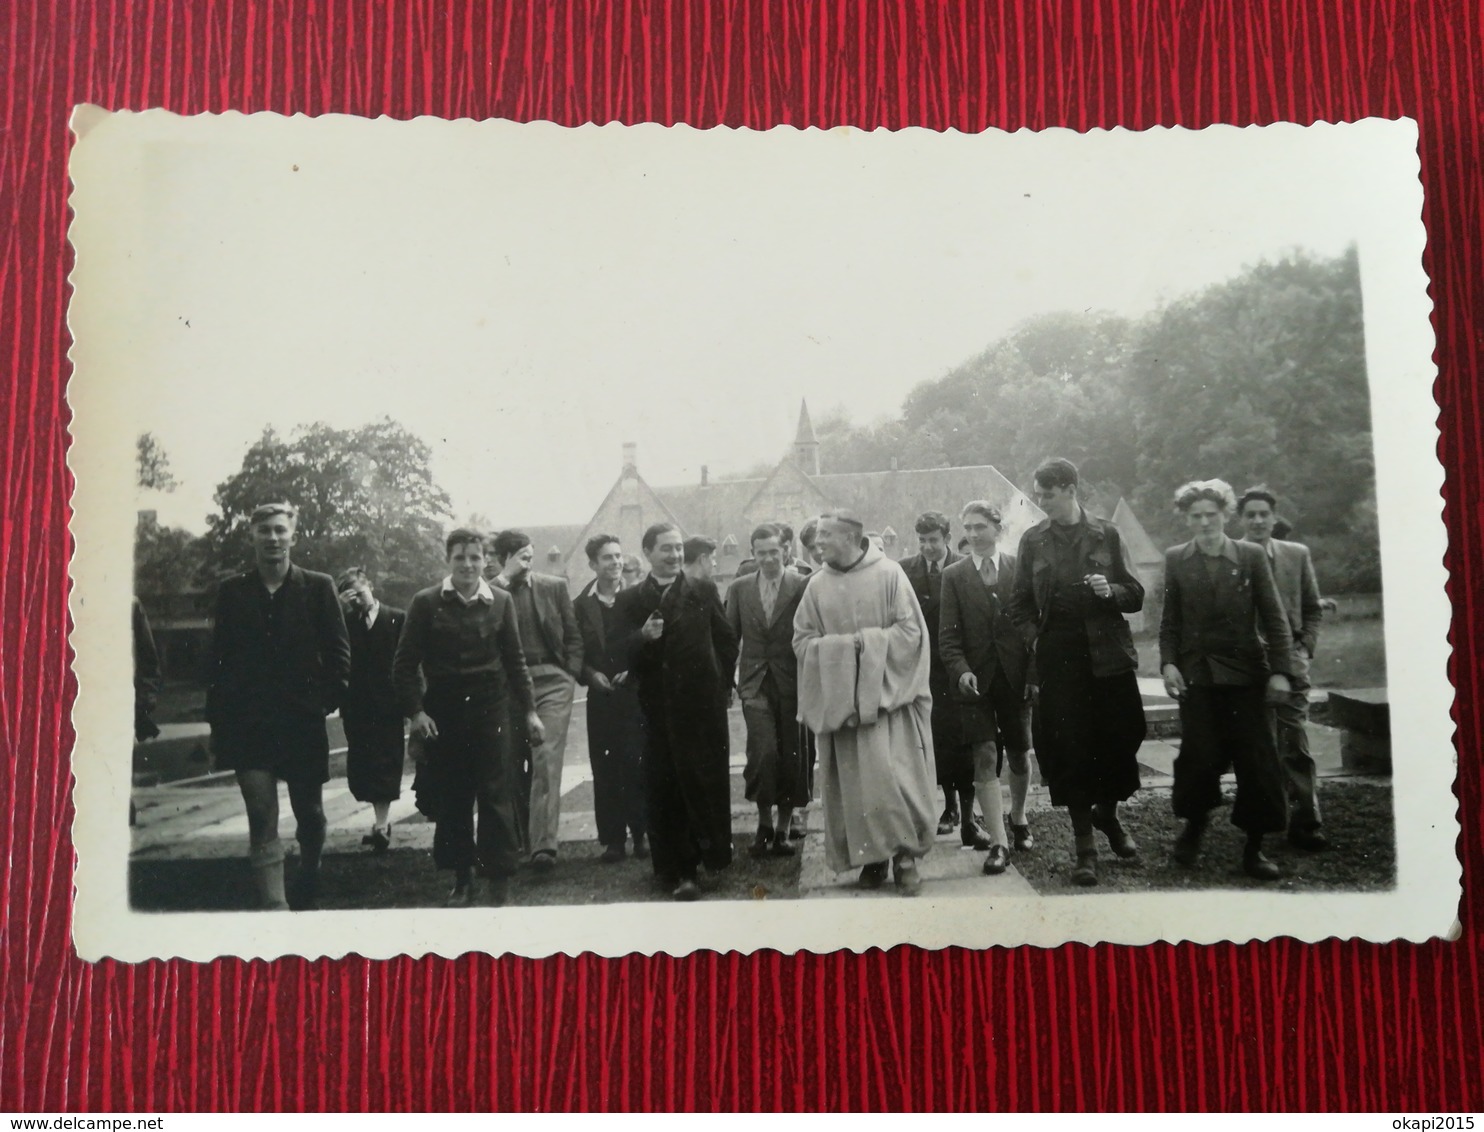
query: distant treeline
[{"left": 810, "top": 246, "right": 1376, "bottom": 592}]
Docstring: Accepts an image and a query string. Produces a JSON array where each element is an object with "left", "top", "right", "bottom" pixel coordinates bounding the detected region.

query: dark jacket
[
  {"left": 206, "top": 566, "right": 351, "bottom": 730},
  {"left": 1159, "top": 537, "right": 1296, "bottom": 684},
  {"left": 938, "top": 551, "right": 1030, "bottom": 696},
  {"left": 1007, "top": 513, "right": 1144, "bottom": 678},
  {"left": 493, "top": 571, "right": 584, "bottom": 677},
  {"left": 723, "top": 568, "right": 806, "bottom": 700},
  {"left": 618, "top": 573, "right": 739, "bottom": 714},
  {"left": 899, "top": 549, "right": 960, "bottom": 682},
  {"left": 574, "top": 587, "right": 628, "bottom": 684},
  {"left": 392, "top": 583, "right": 535, "bottom": 717},
  {"left": 343, "top": 603, "right": 407, "bottom": 723}
]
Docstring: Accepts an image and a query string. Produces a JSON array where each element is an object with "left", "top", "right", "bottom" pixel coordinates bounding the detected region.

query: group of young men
[{"left": 200, "top": 452, "right": 1327, "bottom": 909}]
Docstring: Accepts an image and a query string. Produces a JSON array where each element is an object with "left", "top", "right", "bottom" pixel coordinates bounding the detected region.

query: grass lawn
[
  {"left": 130, "top": 835, "right": 803, "bottom": 912},
  {"left": 1011, "top": 777, "right": 1395, "bottom": 895}
]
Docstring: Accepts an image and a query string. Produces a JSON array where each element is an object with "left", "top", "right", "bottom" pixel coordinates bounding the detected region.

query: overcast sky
[{"left": 82, "top": 114, "right": 1401, "bottom": 532}]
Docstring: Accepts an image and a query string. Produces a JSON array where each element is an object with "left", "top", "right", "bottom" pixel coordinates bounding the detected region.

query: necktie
[
  {"left": 980, "top": 556, "right": 997, "bottom": 586},
  {"left": 929, "top": 560, "right": 938, "bottom": 576},
  {"left": 761, "top": 577, "right": 776, "bottom": 620}
]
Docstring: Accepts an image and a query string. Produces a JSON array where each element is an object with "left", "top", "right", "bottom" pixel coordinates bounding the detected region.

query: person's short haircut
[
  {"left": 914, "top": 510, "right": 951, "bottom": 538},
  {"left": 642, "top": 521, "right": 680, "bottom": 553},
  {"left": 1033, "top": 458, "right": 1079, "bottom": 490},
  {"left": 1237, "top": 485, "right": 1279, "bottom": 514},
  {"left": 1174, "top": 478, "right": 1238, "bottom": 513},
  {"left": 491, "top": 529, "right": 533, "bottom": 563},
  {"left": 622, "top": 553, "right": 643, "bottom": 573},
  {"left": 335, "top": 566, "right": 369, "bottom": 593},
  {"left": 750, "top": 523, "right": 781, "bottom": 548},
  {"left": 445, "top": 527, "right": 487, "bottom": 556},
  {"left": 960, "top": 500, "right": 1002, "bottom": 526},
  {"left": 585, "top": 533, "right": 621, "bottom": 563},
  {"left": 1271, "top": 517, "right": 1293, "bottom": 540},
  {"left": 819, "top": 509, "right": 868, "bottom": 550},
  {"left": 250, "top": 501, "right": 298, "bottom": 528},
  {"left": 799, "top": 517, "right": 820, "bottom": 547},
  {"left": 683, "top": 535, "right": 717, "bottom": 564},
  {"left": 956, "top": 537, "right": 970, "bottom": 552},
  {"left": 775, "top": 522, "right": 795, "bottom": 544}
]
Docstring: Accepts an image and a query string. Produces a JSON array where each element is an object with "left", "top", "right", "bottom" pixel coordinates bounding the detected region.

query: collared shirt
[
  {"left": 441, "top": 575, "right": 495, "bottom": 606},
  {"left": 969, "top": 549, "right": 1005, "bottom": 585},
  {"left": 923, "top": 553, "right": 946, "bottom": 576},
  {"left": 593, "top": 581, "right": 620, "bottom": 608},
  {"left": 758, "top": 569, "right": 781, "bottom": 620}
]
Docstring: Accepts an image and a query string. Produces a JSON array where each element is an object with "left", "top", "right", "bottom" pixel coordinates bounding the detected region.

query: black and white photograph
[{"left": 66, "top": 110, "right": 1451, "bottom": 961}]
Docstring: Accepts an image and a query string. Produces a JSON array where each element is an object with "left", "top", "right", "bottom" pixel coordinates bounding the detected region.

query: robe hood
[{"left": 828, "top": 542, "right": 887, "bottom": 573}]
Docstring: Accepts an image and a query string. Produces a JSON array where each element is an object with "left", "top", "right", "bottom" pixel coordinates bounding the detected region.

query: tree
[
  {"left": 135, "top": 512, "right": 206, "bottom": 600},
  {"left": 136, "top": 432, "right": 178, "bottom": 491},
  {"left": 201, "top": 418, "right": 455, "bottom": 608}
]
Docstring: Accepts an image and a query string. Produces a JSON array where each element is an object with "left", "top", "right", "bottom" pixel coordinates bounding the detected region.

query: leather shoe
[
  {"left": 1069, "top": 854, "right": 1098, "bottom": 886},
  {"left": 1288, "top": 828, "right": 1330, "bottom": 852},
  {"left": 961, "top": 818, "right": 992, "bottom": 850},
  {"left": 1011, "top": 822, "right": 1034, "bottom": 852},
  {"left": 445, "top": 883, "right": 472, "bottom": 908},
  {"left": 937, "top": 806, "right": 960, "bottom": 835},
  {"left": 600, "top": 843, "right": 626, "bottom": 864},
  {"left": 672, "top": 879, "right": 701, "bottom": 902},
  {"left": 529, "top": 850, "right": 557, "bottom": 873},
  {"left": 1091, "top": 804, "right": 1139, "bottom": 858},
  {"left": 892, "top": 855, "right": 923, "bottom": 897},
  {"left": 749, "top": 826, "right": 775, "bottom": 858},
  {"left": 858, "top": 861, "right": 889, "bottom": 889},
  {"left": 982, "top": 844, "right": 1011, "bottom": 876},
  {"left": 1243, "top": 850, "right": 1281, "bottom": 881},
  {"left": 769, "top": 833, "right": 796, "bottom": 858},
  {"left": 1172, "top": 818, "right": 1206, "bottom": 866}
]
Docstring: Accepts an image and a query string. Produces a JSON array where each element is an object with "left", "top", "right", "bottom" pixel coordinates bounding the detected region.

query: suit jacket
[
  {"left": 206, "top": 566, "right": 351, "bottom": 730},
  {"left": 939, "top": 552, "right": 1030, "bottom": 696},
  {"left": 899, "top": 550, "right": 960, "bottom": 681},
  {"left": 343, "top": 603, "right": 407, "bottom": 723},
  {"left": 574, "top": 587, "right": 628, "bottom": 683},
  {"left": 724, "top": 568, "right": 806, "bottom": 700},
  {"left": 1159, "top": 536, "right": 1296, "bottom": 685},
  {"left": 493, "top": 571, "right": 584, "bottom": 678},
  {"left": 1244, "top": 537, "right": 1323, "bottom": 678},
  {"left": 1007, "top": 512, "right": 1144, "bottom": 678}
]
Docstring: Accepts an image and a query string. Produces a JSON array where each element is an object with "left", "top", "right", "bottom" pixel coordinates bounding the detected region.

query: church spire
[{"left": 792, "top": 399, "right": 820, "bottom": 476}]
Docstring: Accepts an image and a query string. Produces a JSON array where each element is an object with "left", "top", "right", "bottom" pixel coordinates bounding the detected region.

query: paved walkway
[{"left": 130, "top": 693, "right": 1351, "bottom": 898}]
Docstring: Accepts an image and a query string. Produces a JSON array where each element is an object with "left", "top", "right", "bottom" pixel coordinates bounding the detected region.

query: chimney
[
  {"left": 621, "top": 442, "right": 637, "bottom": 472},
  {"left": 700, "top": 465, "right": 709, "bottom": 487}
]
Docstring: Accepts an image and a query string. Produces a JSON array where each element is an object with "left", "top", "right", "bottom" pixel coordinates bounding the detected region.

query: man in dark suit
[
  {"left": 1160, "top": 479, "right": 1296, "bottom": 880},
  {"left": 573, "top": 533, "right": 648, "bottom": 863},
  {"left": 1238, "top": 485, "right": 1328, "bottom": 851},
  {"left": 618, "top": 523, "right": 739, "bottom": 900},
  {"left": 335, "top": 567, "right": 408, "bottom": 854},
  {"left": 725, "top": 523, "right": 809, "bottom": 857},
  {"left": 492, "top": 529, "right": 584, "bottom": 871},
  {"left": 939, "top": 501, "right": 1036, "bottom": 876},
  {"left": 207, "top": 502, "right": 350, "bottom": 910},
  {"left": 898, "top": 510, "right": 976, "bottom": 840}
]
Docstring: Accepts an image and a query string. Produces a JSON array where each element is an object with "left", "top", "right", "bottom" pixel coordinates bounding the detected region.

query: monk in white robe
[{"left": 793, "top": 510, "right": 938, "bottom": 894}]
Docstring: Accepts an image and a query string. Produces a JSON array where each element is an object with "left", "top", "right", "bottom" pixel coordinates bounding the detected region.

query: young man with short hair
[
  {"left": 1238, "top": 485, "right": 1328, "bottom": 851},
  {"left": 573, "top": 534, "right": 648, "bottom": 863},
  {"left": 491, "top": 529, "right": 584, "bottom": 872},
  {"left": 207, "top": 503, "right": 350, "bottom": 910},
  {"left": 939, "top": 501, "right": 1036, "bottom": 876},
  {"left": 726, "top": 524, "right": 809, "bottom": 858}
]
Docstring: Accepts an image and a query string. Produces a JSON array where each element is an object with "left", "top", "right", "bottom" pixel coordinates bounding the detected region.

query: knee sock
[
  {"left": 248, "top": 839, "right": 289, "bottom": 911},
  {"left": 1008, "top": 767, "right": 1030, "bottom": 824},
  {"left": 975, "top": 776, "right": 1007, "bottom": 846}
]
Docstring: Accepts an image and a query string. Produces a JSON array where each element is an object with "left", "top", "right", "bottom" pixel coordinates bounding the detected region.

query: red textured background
[{"left": 1, "top": 0, "right": 1478, "bottom": 1111}]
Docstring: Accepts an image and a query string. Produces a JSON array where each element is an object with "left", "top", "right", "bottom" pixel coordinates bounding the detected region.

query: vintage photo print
[{"left": 65, "top": 110, "right": 1450, "bottom": 961}]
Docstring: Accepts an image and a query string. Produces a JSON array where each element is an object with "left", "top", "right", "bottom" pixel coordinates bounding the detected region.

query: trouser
[
  {"left": 1173, "top": 684, "right": 1287, "bottom": 835},
  {"left": 523, "top": 665, "right": 576, "bottom": 857},
  {"left": 588, "top": 688, "right": 647, "bottom": 847},
  {"left": 740, "top": 673, "right": 806, "bottom": 811},
  {"left": 425, "top": 680, "right": 520, "bottom": 877},
  {"left": 1272, "top": 687, "right": 1322, "bottom": 833}
]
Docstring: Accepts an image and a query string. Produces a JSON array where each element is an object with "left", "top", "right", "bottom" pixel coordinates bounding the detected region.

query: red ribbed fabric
[{"left": 1, "top": 0, "right": 1478, "bottom": 1111}]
